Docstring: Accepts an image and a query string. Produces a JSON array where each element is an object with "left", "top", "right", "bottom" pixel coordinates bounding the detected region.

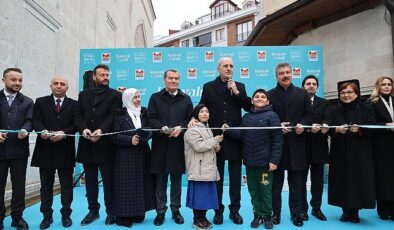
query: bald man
[{"left": 31, "top": 76, "right": 78, "bottom": 229}]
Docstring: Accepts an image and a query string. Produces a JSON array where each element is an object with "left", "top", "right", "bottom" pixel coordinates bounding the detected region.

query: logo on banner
[
  {"left": 205, "top": 51, "right": 214, "bottom": 62},
  {"left": 187, "top": 68, "right": 197, "bottom": 79},
  {"left": 292, "top": 68, "right": 301, "bottom": 78},
  {"left": 290, "top": 51, "right": 302, "bottom": 61},
  {"left": 153, "top": 52, "right": 162, "bottom": 62},
  {"left": 257, "top": 51, "right": 267, "bottom": 62},
  {"left": 308, "top": 50, "right": 318, "bottom": 61},
  {"left": 101, "top": 53, "right": 111, "bottom": 63},
  {"left": 135, "top": 69, "right": 144, "bottom": 80},
  {"left": 240, "top": 68, "right": 249, "bottom": 79}
]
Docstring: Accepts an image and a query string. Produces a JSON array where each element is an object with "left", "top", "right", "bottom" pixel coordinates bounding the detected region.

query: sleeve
[
  {"left": 98, "top": 91, "right": 122, "bottom": 133},
  {"left": 147, "top": 94, "right": 164, "bottom": 129},
  {"left": 32, "top": 99, "right": 46, "bottom": 132},
  {"left": 21, "top": 98, "right": 34, "bottom": 132},
  {"left": 185, "top": 129, "right": 219, "bottom": 153},
  {"left": 73, "top": 92, "right": 88, "bottom": 133},
  {"left": 111, "top": 114, "right": 134, "bottom": 147},
  {"left": 269, "top": 112, "right": 283, "bottom": 165}
]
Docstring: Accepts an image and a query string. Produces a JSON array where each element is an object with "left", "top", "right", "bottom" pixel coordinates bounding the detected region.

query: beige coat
[{"left": 184, "top": 122, "right": 220, "bottom": 181}]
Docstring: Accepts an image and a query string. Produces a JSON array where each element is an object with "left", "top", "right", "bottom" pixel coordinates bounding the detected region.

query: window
[
  {"left": 212, "top": 3, "right": 227, "bottom": 19},
  {"left": 193, "top": 33, "right": 212, "bottom": 47},
  {"left": 215, "top": 28, "right": 225, "bottom": 41},
  {"left": 236, "top": 21, "right": 252, "bottom": 42},
  {"left": 181, "top": 39, "right": 190, "bottom": 47}
]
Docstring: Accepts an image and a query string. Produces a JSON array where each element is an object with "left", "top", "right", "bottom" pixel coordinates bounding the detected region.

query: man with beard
[
  {"left": 268, "top": 63, "right": 313, "bottom": 227},
  {"left": 74, "top": 64, "right": 122, "bottom": 226},
  {"left": 0, "top": 68, "right": 33, "bottom": 230}
]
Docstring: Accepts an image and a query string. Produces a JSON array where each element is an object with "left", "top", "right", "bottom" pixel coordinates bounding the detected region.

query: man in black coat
[
  {"left": 0, "top": 68, "right": 33, "bottom": 230},
  {"left": 198, "top": 57, "right": 251, "bottom": 225},
  {"left": 268, "top": 63, "right": 313, "bottom": 227},
  {"left": 300, "top": 75, "right": 330, "bottom": 221},
  {"left": 31, "top": 76, "right": 78, "bottom": 229},
  {"left": 148, "top": 69, "right": 193, "bottom": 226},
  {"left": 74, "top": 64, "right": 122, "bottom": 226}
]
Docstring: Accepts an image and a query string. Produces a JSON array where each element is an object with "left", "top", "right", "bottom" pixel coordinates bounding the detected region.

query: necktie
[
  {"left": 7, "top": 95, "right": 13, "bottom": 106},
  {"left": 56, "top": 99, "right": 61, "bottom": 112},
  {"left": 311, "top": 99, "right": 313, "bottom": 106}
]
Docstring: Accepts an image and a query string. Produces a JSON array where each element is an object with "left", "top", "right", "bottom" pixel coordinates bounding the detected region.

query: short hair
[
  {"left": 275, "top": 63, "right": 292, "bottom": 77},
  {"left": 163, "top": 69, "right": 178, "bottom": 78},
  {"left": 3, "top": 68, "right": 22, "bottom": 78},
  {"left": 217, "top": 57, "right": 233, "bottom": 68},
  {"left": 252, "top": 88, "right": 269, "bottom": 100},
  {"left": 339, "top": 82, "right": 359, "bottom": 95},
  {"left": 302, "top": 75, "right": 319, "bottom": 87},
  {"left": 93, "top": 64, "right": 109, "bottom": 75}
]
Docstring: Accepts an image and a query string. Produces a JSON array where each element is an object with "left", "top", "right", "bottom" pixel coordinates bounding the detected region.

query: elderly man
[
  {"left": 198, "top": 57, "right": 251, "bottom": 225},
  {"left": 0, "top": 68, "right": 34, "bottom": 230},
  {"left": 268, "top": 63, "right": 313, "bottom": 227},
  {"left": 31, "top": 76, "right": 78, "bottom": 229}
]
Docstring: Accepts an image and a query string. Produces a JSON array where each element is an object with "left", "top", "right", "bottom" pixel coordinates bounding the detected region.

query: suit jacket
[
  {"left": 74, "top": 87, "right": 122, "bottom": 165},
  {"left": 199, "top": 76, "right": 251, "bottom": 160},
  {"left": 268, "top": 84, "right": 313, "bottom": 170},
  {"left": 0, "top": 90, "right": 34, "bottom": 160},
  {"left": 306, "top": 95, "right": 330, "bottom": 164},
  {"left": 31, "top": 95, "right": 77, "bottom": 168}
]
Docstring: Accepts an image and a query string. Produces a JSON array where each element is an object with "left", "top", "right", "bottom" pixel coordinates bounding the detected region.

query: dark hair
[
  {"left": 163, "top": 69, "right": 178, "bottom": 78},
  {"left": 339, "top": 82, "right": 359, "bottom": 95},
  {"left": 275, "top": 62, "right": 291, "bottom": 76},
  {"left": 93, "top": 64, "right": 109, "bottom": 75},
  {"left": 3, "top": 68, "right": 22, "bottom": 78},
  {"left": 302, "top": 74, "right": 319, "bottom": 87},
  {"left": 252, "top": 88, "right": 269, "bottom": 100},
  {"left": 192, "top": 104, "right": 208, "bottom": 121}
]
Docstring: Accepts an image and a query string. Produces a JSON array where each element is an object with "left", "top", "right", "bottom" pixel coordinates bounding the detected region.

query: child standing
[
  {"left": 184, "top": 104, "right": 223, "bottom": 230},
  {"left": 227, "top": 89, "right": 283, "bottom": 229}
]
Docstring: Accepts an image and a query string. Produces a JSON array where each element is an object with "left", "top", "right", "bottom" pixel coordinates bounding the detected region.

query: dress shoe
[
  {"left": 105, "top": 214, "right": 116, "bottom": 225},
  {"left": 192, "top": 219, "right": 210, "bottom": 230},
  {"left": 62, "top": 216, "right": 72, "bottom": 228},
  {"left": 312, "top": 208, "right": 327, "bottom": 221},
  {"left": 213, "top": 212, "right": 223, "bottom": 225},
  {"left": 80, "top": 211, "right": 99, "bottom": 226},
  {"left": 39, "top": 217, "right": 53, "bottom": 229},
  {"left": 153, "top": 213, "right": 165, "bottom": 226},
  {"left": 250, "top": 215, "right": 263, "bottom": 228},
  {"left": 229, "top": 211, "right": 243, "bottom": 224},
  {"left": 172, "top": 211, "right": 184, "bottom": 224},
  {"left": 291, "top": 215, "right": 304, "bottom": 227},
  {"left": 116, "top": 217, "right": 132, "bottom": 228},
  {"left": 340, "top": 211, "right": 350, "bottom": 222},
  {"left": 300, "top": 212, "right": 309, "bottom": 221},
  {"left": 264, "top": 215, "right": 273, "bottom": 229},
  {"left": 350, "top": 211, "right": 360, "bottom": 223},
  {"left": 11, "top": 217, "right": 29, "bottom": 230},
  {"left": 272, "top": 212, "right": 281, "bottom": 225}
]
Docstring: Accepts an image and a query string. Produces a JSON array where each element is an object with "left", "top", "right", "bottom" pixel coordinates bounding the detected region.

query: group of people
[{"left": 0, "top": 57, "right": 392, "bottom": 230}]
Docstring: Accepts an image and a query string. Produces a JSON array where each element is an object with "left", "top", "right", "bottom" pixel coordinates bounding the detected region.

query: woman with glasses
[
  {"left": 369, "top": 76, "right": 394, "bottom": 220},
  {"left": 327, "top": 80, "right": 376, "bottom": 223}
]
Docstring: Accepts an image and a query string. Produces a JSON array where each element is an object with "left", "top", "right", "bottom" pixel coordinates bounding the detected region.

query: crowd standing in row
[{"left": 0, "top": 58, "right": 393, "bottom": 230}]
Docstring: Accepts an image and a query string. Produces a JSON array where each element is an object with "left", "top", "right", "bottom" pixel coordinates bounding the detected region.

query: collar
[
  {"left": 3, "top": 89, "right": 17, "bottom": 98},
  {"left": 53, "top": 96, "right": 65, "bottom": 102}
]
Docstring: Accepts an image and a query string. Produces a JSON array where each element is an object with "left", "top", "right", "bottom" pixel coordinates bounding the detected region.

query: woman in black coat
[
  {"left": 112, "top": 88, "right": 155, "bottom": 227},
  {"left": 369, "top": 76, "right": 394, "bottom": 220},
  {"left": 327, "top": 80, "right": 376, "bottom": 223}
]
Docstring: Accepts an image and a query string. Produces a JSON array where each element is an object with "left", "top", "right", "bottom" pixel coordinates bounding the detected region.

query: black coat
[
  {"left": 268, "top": 84, "right": 313, "bottom": 170},
  {"left": 148, "top": 89, "right": 193, "bottom": 174},
  {"left": 112, "top": 107, "right": 155, "bottom": 216},
  {"left": 31, "top": 95, "right": 77, "bottom": 168},
  {"left": 327, "top": 101, "right": 376, "bottom": 209},
  {"left": 371, "top": 97, "right": 394, "bottom": 201},
  {"left": 74, "top": 87, "right": 122, "bottom": 165},
  {"left": 306, "top": 96, "right": 330, "bottom": 164},
  {"left": 0, "top": 90, "right": 33, "bottom": 160},
  {"left": 199, "top": 76, "right": 251, "bottom": 160}
]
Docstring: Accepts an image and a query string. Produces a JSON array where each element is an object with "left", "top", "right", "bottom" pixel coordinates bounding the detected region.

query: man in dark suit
[
  {"left": 0, "top": 67, "right": 33, "bottom": 230},
  {"left": 31, "top": 76, "right": 78, "bottom": 229},
  {"left": 268, "top": 63, "right": 313, "bottom": 227},
  {"left": 148, "top": 69, "right": 193, "bottom": 226},
  {"left": 300, "top": 75, "right": 329, "bottom": 221},
  {"left": 198, "top": 57, "right": 251, "bottom": 225},
  {"left": 74, "top": 64, "right": 122, "bottom": 226}
]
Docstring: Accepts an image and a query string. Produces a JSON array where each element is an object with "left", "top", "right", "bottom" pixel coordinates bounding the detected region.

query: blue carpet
[{"left": 3, "top": 186, "right": 393, "bottom": 229}]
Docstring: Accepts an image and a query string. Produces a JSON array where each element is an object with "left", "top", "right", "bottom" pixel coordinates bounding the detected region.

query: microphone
[{"left": 227, "top": 77, "right": 233, "bottom": 96}]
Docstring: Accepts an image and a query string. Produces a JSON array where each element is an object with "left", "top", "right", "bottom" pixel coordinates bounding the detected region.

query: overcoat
[
  {"left": 74, "top": 87, "right": 122, "bottom": 165},
  {"left": 371, "top": 96, "right": 394, "bottom": 201},
  {"left": 199, "top": 76, "right": 251, "bottom": 160},
  {"left": 148, "top": 88, "right": 193, "bottom": 174},
  {"left": 31, "top": 95, "right": 77, "bottom": 168},
  {"left": 327, "top": 100, "right": 376, "bottom": 209}
]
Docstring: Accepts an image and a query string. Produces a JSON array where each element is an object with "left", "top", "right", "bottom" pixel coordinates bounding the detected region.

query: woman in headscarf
[
  {"left": 112, "top": 88, "right": 155, "bottom": 227},
  {"left": 327, "top": 80, "right": 376, "bottom": 223},
  {"left": 369, "top": 76, "right": 394, "bottom": 220}
]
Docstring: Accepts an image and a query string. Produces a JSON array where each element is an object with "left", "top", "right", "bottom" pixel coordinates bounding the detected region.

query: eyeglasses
[{"left": 340, "top": 90, "right": 355, "bottom": 95}]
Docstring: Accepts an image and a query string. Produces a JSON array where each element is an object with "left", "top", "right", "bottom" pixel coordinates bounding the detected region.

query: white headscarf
[{"left": 122, "top": 88, "right": 142, "bottom": 129}]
